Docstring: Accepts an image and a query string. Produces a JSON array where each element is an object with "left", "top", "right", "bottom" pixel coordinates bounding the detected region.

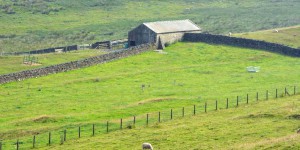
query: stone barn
[{"left": 128, "top": 19, "right": 201, "bottom": 49}]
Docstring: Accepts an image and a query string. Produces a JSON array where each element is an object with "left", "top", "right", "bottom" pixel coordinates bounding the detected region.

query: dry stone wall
[
  {"left": 0, "top": 43, "right": 155, "bottom": 84},
  {"left": 183, "top": 33, "right": 300, "bottom": 57}
]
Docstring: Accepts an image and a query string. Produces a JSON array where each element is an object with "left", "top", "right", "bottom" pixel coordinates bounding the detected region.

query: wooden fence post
[
  {"left": 215, "top": 100, "right": 218, "bottom": 110},
  {"left": 285, "top": 87, "right": 287, "bottom": 95},
  {"left": 205, "top": 102, "right": 207, "bottom": 113},
  {"left": 93, "top": 124, "right": 95, "bottom": 136},
  {"left": 236, "top": 96, "right": 239, "bottom": 107},
  {"left": 226, "top": 98, "right": 228, "bottom": 109},
  {"left": 182, "top": 107, "right": 184, "bottom": 117},
  {"left": 246, "top": 94, "right": 249, "bottom": 104},
  {"left": 48, "top": 132, "right": 51, "bottom": 146},
  {"left": 33, "top": 135, "right": 36, "bottom": 148},
  {"left": 120, "top": 119, "right": 123, "bottom": 129},
  {"left": 106, "top": 121, "right": 109, "bottom": 133},
  {"left": 78, "top": 126, "right": 81, "bottom": 138},
  {"left": 133, "top": 116, "right": 136, "bottom": 125},
  {"left": 64, "top": 130, "right": 66, "bottom": 141},
  {"left": 158, "top": 112, "right": 161, "bottom": 123},
  {"left": 146, "top": 114, "right": 149, "bottom": 125},
  {"left": 276, "top": 89, "right": 278, "bottom": 98},
  {"left": 60, "top": 135, "right": 64, "bottom": 145},
  {"left": 266, "top": 90, "right": 268, "bottom": 100},
  {"left": 17, "top": 139, "right": 19, "bottom": 150},
  {"left": 256, "top": 92, "right": 259, "bottom": 101},
  {"left": 294, "top": 86, "right": 296, "bottom": 95},
  {"left": 170, "top": 109, "right": 173, "bottom": 120},
  {"left": 193, "top": 105, "right": 196, "bottom": 115}
]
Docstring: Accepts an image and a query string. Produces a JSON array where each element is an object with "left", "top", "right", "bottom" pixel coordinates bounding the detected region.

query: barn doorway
[
  {"left": 157, "top": 37, "right": 165, "bottom": 49},
  {"left": 130, "top": 41, "right": 136, "bottom": 46}
]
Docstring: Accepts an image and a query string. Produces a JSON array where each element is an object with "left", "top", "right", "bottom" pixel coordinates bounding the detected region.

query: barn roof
[{"left": 143, "top": 19, "right": 201, "bottom": 34}]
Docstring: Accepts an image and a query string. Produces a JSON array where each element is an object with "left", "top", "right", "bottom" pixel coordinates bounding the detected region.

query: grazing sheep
[
  {"left": 228, "top": 32, "right": 232, "bottom": 36},
  {"left": 274, "top": 29, "right": 279, "bottom": 33},
  {"left": 142, "top": 143, "right": 153, "bottom": 150}
]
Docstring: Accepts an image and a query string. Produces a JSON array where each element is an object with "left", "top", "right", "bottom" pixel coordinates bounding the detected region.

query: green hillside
[
  {"left": 47, "top": 95, "right": 300, "bottom": 150},
  {"left": 235, "top": 26, "right": 300, "bottom": 48},
  {"left": 0, "top": 42, "right": 299, "bottom": 149},
  {"left": 0, "top": 25, "right": 298, "bottom": 76},
  {"left": 0, "top": 49, "right": 105, "bottom": 75},
  {"left": 0, "top": 0, "right": 299, "bottom": 52},
  {"left": 0, "top": 26, "right": 300, "bottom": 74},
  {"left": 0, "top": 1, "right": 299, "bottom": 149}
]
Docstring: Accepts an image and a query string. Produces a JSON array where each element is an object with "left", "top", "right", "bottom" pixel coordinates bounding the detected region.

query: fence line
[
  {"left": 2, "top": 39, "right": 128, "bottom": 56},
  {"left": 0, "top": 86, "right": 298, "bottom": 149},
  {"left": 2, "top": 45, "right": 78, "bottom": 56}
]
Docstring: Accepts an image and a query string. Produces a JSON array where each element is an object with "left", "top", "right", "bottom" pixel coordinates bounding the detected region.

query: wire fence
[
  {"left": 0, "top": 85, "right": 298, "bottom": 150},
  {"left": 1, "top": 39, "right": 128, "bottom": 56}
]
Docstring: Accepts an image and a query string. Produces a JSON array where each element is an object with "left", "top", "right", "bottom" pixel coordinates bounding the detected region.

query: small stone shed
[{"left": 128, "top": 19, "right": 201, "bottom": 49}]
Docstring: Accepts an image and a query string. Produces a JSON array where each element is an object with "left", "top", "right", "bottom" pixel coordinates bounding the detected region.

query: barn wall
[
  {"left": 157, "top": 32, "right": 185, "bottom": 46},
  {"left": 128, "top": 24, "right": 156, "bottom": 46},
  {"left": 183, "top": 33, "right": 300, "bottom": 57},
  {"left": 157, "top": 31, "right": 201, "bottom": 47},
  {"left": 0, "top": 43, "right": 156, "bottom": 84}
]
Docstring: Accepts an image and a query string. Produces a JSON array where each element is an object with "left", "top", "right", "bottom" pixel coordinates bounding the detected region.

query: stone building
[{"left": 128, "top": 19, "right": 201, "bottom": 49}]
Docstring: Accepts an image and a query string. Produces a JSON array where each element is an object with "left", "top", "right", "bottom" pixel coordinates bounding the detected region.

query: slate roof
[{"left": 143, "top": 19, "right": 201, "bottom": 34}]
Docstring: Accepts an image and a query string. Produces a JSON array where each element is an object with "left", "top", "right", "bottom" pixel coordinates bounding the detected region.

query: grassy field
[
  {"left": 0, "top": 49, "right": 106, "bottom": 75},
  {"left": 0, "top": 25, "right": 298, "bottom": 76},
  {"left": 46, "top": 95, "right": 300, "bottom": 150},
  {"left": 0, "top": 1, "right": 299, "bottom": 149},
  {"left": 0, "top": 0, "right": 299, "bottom": 52},
  {"left": 0, "top": 42, "right": 299, "bottom": 149},
  {"left": 235, "top": 26, "right": 300, "bottom": 48}
]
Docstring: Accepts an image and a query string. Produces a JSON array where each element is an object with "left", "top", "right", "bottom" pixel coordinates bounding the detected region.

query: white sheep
[
  {"left": 228, "top": 32, "right": 232, "bottom": 36},
  {"left": 274, "top": 29, "right": 279, "bottom": 33},
  {"left": 142, "top": 143, "right": 153, "bottom": 150}
]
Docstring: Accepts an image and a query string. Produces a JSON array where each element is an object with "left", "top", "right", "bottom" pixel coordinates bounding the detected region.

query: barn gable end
[{"left": 128, "top": 24, "right": 156, "bottom": 47}]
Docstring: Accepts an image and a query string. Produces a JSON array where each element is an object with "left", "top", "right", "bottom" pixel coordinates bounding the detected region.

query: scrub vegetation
[{"left": 0, "top": 0, "right": 299, "bottom": 52}]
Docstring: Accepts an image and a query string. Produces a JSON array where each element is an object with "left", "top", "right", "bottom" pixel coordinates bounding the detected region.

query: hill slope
[
  {"left": 0, "top": 0, "right": 299, "bottom": 52},
  {"left": 0, "top": 25, "right": 299, "bottom": 76},
  {"left": 45, "top": 95, "right": 300, "bottom": 150},
  {"left": 0, "top": 49, "right": 105, "bottom": 75},
  {"left": 0, "top": 42, "right": 299, "bottom": 149},
  {"left": 235, "top": 26, "right": 300, "bottom": 48}
]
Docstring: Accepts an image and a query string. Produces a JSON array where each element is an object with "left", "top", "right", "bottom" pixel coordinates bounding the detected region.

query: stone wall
[
  {"left": 0, "top": 43, "right": 156, "bottom": 84},
  {"left": 159, "top": 32, "right": 185, "bottom": 46},
  {"left": 183, "top": 33, "right": 300, "bottom": 57},
  {"left": 158, "top": 31, "right": 201, "bottom": 47}
]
